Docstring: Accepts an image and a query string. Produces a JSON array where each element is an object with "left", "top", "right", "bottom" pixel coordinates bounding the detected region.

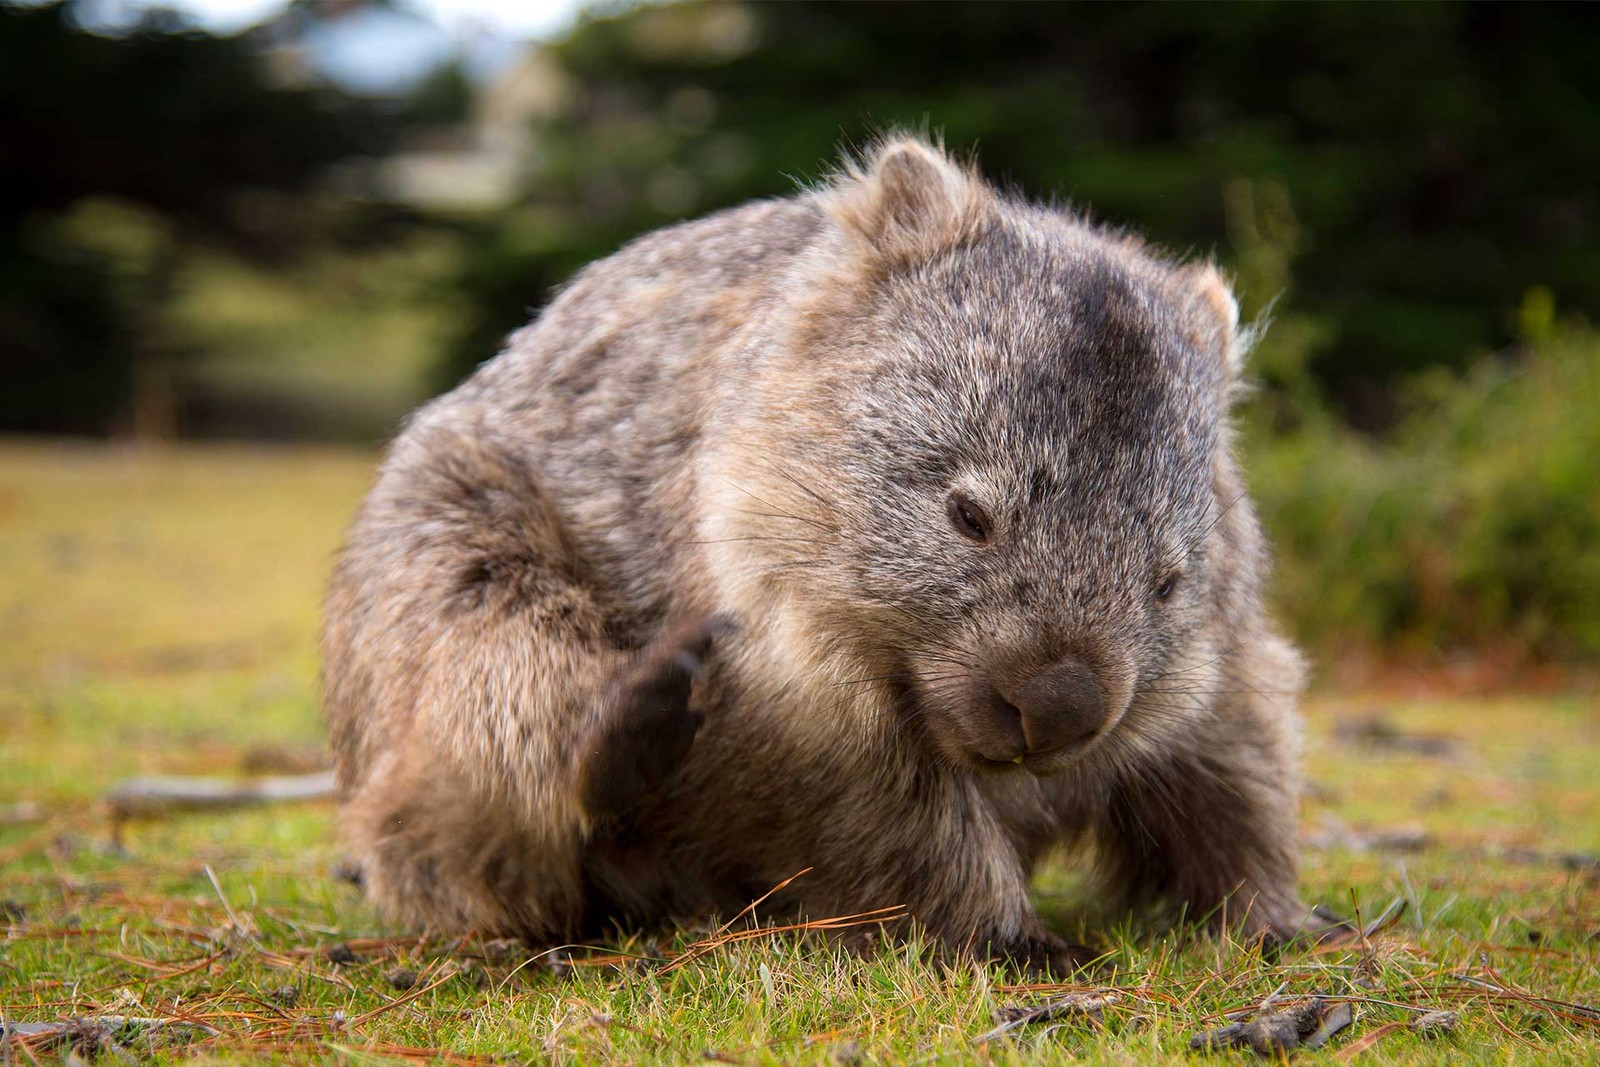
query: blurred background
[{"left": 2, "top": 0, "right": 1597, "bottom": 691}]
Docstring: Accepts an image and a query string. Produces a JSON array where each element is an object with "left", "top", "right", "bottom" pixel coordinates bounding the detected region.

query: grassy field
[{"left": 1, "top": 440, "right": 1596, "bottom": 1064}]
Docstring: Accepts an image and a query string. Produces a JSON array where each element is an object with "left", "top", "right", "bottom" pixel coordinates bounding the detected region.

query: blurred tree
[
  {"left": 440, "top": 1, "right": 1600, "bottom": 429},
  {"left": 0, "top": 0, "right": 400, "bottom": 435},
  {"left": 401, "top": 57, "right": 475, "bottom": 126}
]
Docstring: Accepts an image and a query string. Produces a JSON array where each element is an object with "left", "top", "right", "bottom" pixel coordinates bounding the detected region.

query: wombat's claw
[
  {"left": 663, "top": 614, "right": 739, "bottom": 671},
  {"left": 1310, "top": 903, "right": 1360, "bottom": 940},
  {"left": 1007, "top": 933, "right": 1106, "bottom": 979},
  {"left": 577, "top": 616, "right": 725, "bottom": 819},
  {"left": 1262, "top": 902, "right": 1359, "bottom": 952}
]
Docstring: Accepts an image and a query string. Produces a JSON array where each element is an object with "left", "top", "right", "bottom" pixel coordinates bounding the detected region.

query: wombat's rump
[{"left": 322, "top": 136, "right": 1343, "bottom": 970}]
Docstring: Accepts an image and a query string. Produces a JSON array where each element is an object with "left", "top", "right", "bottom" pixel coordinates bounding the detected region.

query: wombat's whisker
[
  {"left": 719, "top": 478, "right": 836, "bottom": 530},
  {"left": 730, "top": 508, "right": 832, "bottom": 527},
  {"left": 744, "top": 456, "right": 837, "bottom": 510},
  {"left": 688, "top": 536, "right": 834, "bottom": 547},
  {"left": 1146, "top": 643, "right": 1245, "bottom": 682},
  {"left": 1144, "top": 686, "right": 1301, "bottom": 698},
  {"left": 754, "top": 560, "right": 824, "bottom": 576},
  {"left": 1178, "top": 492, "right": 1248, "bottom": 559},
  {"left": 832, "top": 670, "right": 965, "bottom": 690}
]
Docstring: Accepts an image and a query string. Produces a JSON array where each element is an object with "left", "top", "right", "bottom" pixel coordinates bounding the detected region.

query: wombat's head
[{"left": 717, "top": 137, "right": 1265, "bottom": 776}]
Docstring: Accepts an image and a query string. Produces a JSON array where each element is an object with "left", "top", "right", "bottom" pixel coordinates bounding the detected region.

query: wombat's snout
[{"left": 981, "top": 655, "right": 1108, "bottom": 764}]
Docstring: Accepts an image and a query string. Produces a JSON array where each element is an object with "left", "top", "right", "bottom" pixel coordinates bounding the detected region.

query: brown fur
[{"left": 323, "top": 136, "right": 1340, "bottom": 969}]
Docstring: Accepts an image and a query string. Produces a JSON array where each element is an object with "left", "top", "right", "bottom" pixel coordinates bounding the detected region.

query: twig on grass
[
  {"left": 1302, "top": 1002, "right": 1357, "bottom": 1049},
  {"left": 975, "top": 990, "right": 1120, "bottom": 1044},
  {"left": 320, "top": 1041, "right": 499, "bottom": 1066},
  {"left": 0, "top": 1013, "right": 222, "bottom": 1058},
  {"left": 0, "top": 802, "right": 45, "bottom": 826},
  {"left": 1189, "top": 996, "right": 1356, "bottom": 1055},
  {"left": 105, "top": 771, "right": 335, "bottom": 824}
]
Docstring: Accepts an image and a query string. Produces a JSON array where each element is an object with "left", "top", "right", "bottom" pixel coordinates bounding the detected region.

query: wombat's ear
[
  {"left": 1173, "top": 262, "right": 1246, "bottom": 379},
  {"left": 822, "top": 136, "right": 995, "bottom": 264}
]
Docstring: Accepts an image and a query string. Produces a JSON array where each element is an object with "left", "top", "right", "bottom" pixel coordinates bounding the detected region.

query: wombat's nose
[{"left": 1005, "top": 656, "right": 1108, "bottom": 754}]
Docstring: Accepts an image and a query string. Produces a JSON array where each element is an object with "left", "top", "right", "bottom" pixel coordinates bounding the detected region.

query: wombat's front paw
[
  {"left": 1002, "top": 931, "right": 1105, "bottom": 978},
  {"left": 576, "top": 615, "right": 731, "bottom": 820}
]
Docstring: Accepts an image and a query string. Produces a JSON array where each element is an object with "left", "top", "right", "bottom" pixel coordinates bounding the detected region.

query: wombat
[{"left": 323, "top": 136, "right": 1345, "bottom": 972}]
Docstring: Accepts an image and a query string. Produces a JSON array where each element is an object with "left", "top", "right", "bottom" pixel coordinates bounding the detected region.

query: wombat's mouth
[
  {"left": 972, "top": 740, "right": 1101, "bottom": 777},
  {"left": 975, "top": 754, "right": 1036, "bottom": 774}
]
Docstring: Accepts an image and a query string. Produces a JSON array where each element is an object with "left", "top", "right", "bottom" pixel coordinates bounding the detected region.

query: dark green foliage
[
  {"left": 1252, "top": 328, "right": 1600, "bottom": 663},
  {"left": 0, "top": 0, "right": 399, "bottom": 434},
  {"left": 440, "top": 1, "right": 1600, "bottom": 429},
  {"left": 0, "top": 234, "right": 126, "bottom": 434},
  {"left": 402, "top": 57, "right": 475, "bottom": 126},
  {"left": 0, "top": 1, "right": 392, "bottom": 243}
]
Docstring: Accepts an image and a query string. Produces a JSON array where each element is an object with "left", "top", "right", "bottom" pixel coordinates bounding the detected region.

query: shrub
[{"left": 1251, "top": 326, "right": 1600, "bottom": 667}]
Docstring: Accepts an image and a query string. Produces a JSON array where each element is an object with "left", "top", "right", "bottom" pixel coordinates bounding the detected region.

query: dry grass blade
[
  {"left": 657, "top": 905, "right": 908, "bottom": 975},
  {"left": 1333, "top": 1021, "right": 1408, "bottom": 1061},
  {"left": 94, "top": 948, "right": 227, "bottom": 981},
  {"left": 347, "top": 965, "right": 463, "bottom": 1026},
  {"left": 1449, "top": 971, "right": 1600, "bottom": 1027},
  {"left": 710, "top": 867, "right": 814, "bottom": 940}
]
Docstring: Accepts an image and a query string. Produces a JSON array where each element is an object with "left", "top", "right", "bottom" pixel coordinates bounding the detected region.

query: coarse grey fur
[{"left": 322, "top": 136, "right": 1343, "bottom": 971}]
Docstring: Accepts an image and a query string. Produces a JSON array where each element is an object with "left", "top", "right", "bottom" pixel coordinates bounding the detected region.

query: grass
[{"left": 1, "top": 440, "right": 1596, "bottom": 1063}]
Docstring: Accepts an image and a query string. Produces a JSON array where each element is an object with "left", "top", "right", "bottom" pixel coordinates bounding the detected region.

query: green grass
[{"left": 2, "top": 441, "right": 1596, "bottom": 1063}]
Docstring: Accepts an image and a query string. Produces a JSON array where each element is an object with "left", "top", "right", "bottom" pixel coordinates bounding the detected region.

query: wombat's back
[
  {"left": 323, "top": 196, "right": 824, "bottom": 789},
  {"left": 439, "top": 199, "right": 825, "bottom": 605}
]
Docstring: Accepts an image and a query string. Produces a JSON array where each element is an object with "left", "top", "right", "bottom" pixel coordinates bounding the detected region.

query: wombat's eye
[
  {"left": 1155, "top": 574, "right": 1180, "bottom": 601},
  {"left": 946, "top": 492, "right": 992, "bottom": 543}
]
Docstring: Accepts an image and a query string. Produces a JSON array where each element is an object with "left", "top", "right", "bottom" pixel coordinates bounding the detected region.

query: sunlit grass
[{"left": 1, "top": 443, "right": 1595, "bottom": 1064}]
